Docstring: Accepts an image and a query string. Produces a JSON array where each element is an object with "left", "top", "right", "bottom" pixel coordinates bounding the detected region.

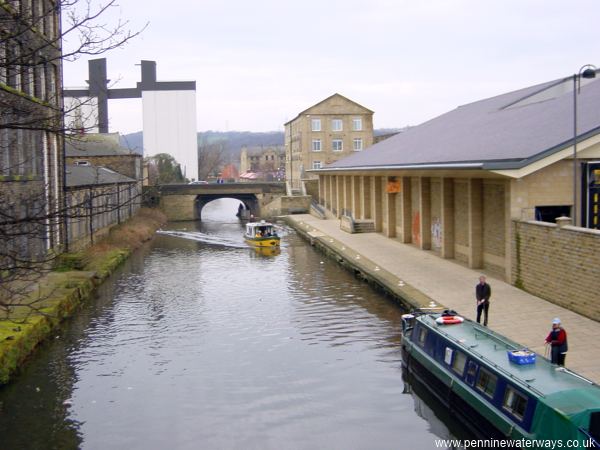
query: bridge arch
[
  {"left": 148, "top": 182, "right": 288, "bottom": 221},
  {"left": 195, "top": 194, "right": 259, "bottom": 221}
]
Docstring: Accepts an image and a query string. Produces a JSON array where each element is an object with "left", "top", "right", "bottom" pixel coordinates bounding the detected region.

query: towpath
[{"left": 286, "top": 214, "right": 600, "bottom": 384}]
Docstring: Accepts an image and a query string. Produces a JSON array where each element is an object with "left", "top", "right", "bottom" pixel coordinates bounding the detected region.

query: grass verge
[{"left": 0, "top": 208, "right": 166, "bottom": 385}]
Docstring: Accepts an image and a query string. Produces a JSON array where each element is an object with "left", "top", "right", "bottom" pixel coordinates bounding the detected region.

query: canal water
[{"left": 0, "top": 199, "right": 470, "bottom": 450}]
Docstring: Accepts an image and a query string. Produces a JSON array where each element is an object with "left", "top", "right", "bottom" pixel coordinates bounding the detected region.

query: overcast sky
[{"left": 62, "top": 0, "right": 600, "bottom": 135}]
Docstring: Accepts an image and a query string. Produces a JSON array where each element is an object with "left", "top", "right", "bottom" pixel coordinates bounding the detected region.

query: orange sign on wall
[{"left": 386, "top": 180, "right": 401, "bottom": 193}]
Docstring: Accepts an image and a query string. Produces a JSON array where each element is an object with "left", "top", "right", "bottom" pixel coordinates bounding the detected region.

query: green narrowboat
[{"left": 401, "top": 311, "right": 600, "bottom": 447}]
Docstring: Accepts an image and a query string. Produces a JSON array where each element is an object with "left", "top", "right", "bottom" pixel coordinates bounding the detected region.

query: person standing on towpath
[{"left": 475, "top": 275, "right": 491, "bottom": 326}]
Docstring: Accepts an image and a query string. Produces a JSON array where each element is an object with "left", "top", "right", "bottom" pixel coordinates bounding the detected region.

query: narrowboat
[
  {"left": 401, "top": 311, "right": 600, "bottom": 447},
  {"left": 244, "top": 220, "right": 280, "bottom": 247}
]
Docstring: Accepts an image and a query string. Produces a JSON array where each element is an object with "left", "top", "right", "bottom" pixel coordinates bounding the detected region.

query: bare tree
[
  {"left": 0, "top": 0, "right": 146, "bottom": 319},
  {"left": 197, "top": 141, "right": 226, "bottom": 181}
]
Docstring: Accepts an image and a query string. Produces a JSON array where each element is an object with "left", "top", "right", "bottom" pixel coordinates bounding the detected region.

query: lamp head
[{"left": 582, "top": 68, "right": 596, "bottom": 79}]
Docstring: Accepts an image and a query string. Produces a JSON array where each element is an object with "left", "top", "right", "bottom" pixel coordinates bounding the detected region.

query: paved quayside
[{"left": 286, "top": 214, "right": 600, "bottom": 383}]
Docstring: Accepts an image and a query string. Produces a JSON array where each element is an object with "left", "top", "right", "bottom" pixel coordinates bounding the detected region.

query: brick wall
[{"left": 512, "top": 220, "right": 600, "bottom": 321}]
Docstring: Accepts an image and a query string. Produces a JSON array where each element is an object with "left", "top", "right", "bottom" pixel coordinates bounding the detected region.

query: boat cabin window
[
  {"left": 444, "top": 347, "right": 453, "bottom": 365},
  {"left": 451, "top": 350, "right": 467, "bottom": 376},
  {"left": 476, "top": 368, "right": 497, "bottom": 398},
  {"left": 503, "top": 386, "right": 528, "bottom": 420},
  {"left": 417, "top": 327, "right": 428, "bottom": 347},
  {"left": 590, "top": 412, "right": 600, "bottom": 443}
]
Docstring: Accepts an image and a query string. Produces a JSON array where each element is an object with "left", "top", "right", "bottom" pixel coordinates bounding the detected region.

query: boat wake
[{"left": 156, "top": 230, "right": 248, "bottom": 248}]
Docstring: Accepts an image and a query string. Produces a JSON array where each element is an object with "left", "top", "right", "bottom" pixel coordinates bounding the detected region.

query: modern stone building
[
  {"left": 314, "top": 72, "right": 600, "bottom": 318},
  {"left": 0, "top": 0, "right": 65, "bottom": 277},
  {"left": 284, "top": 93, "right": 373, "bottom": 192}
]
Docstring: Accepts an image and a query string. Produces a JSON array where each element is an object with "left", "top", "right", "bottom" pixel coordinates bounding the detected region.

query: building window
[
  {"left": 332, "top": 139, "right": 343, "bottom": 152},
  {"left": 353, "top": 118, "right": 362, "bottom": 131},
  {"left": 312, "top": 139, "right": 321, "bottom": 152},
  {"left": 311, "top": 118, "right": 321, "bottom": 131},
  {"left": 312, "top": 160, "right": 321, "bottom": 170},
  {"left": 353, "top": 138, "right": 363, "bottom": 151},
  {"left": 332, "top": 119, "right": 343, "bottom": 131}
]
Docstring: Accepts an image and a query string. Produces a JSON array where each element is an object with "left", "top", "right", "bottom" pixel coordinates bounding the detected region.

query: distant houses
[{"left": 239, "top": 145, "right": 285, "bottom": 182}]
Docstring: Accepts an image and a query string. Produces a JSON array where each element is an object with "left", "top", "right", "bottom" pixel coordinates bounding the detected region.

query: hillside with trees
[{"left": 120, "top": 128, "right": 402, "bottom": 157}]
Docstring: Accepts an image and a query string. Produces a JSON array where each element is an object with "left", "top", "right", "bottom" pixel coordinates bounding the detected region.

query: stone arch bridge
[{"left": 144, "top": 182, "right": 309, "bottom": 221}]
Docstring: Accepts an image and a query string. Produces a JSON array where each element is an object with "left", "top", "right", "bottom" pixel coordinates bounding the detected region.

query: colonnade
[{"left": 317, "top": 174, "right": 511, "bottom": 279}]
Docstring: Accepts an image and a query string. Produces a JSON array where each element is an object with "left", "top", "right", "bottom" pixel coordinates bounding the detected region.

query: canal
[{"left": 0, "top": 199, "right": 470, "bottom": 450}]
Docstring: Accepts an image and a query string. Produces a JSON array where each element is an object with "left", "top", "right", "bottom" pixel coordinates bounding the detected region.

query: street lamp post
[{"left": 572, "top": 64, "right": 597, "bottom": 226}]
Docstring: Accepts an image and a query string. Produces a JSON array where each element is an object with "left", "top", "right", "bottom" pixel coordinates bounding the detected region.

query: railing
[{"left": 310, "top": 200, "right": 326, "bottom": 219}]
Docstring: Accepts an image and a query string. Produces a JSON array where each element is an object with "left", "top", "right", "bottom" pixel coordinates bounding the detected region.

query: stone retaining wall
[{"left": 512, "top": 220, "right": 600, "bottom": 321}]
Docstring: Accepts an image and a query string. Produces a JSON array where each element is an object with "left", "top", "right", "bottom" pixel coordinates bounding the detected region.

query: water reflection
[{"left": 0, "top": 198, "right": 473, "bottom": 450}]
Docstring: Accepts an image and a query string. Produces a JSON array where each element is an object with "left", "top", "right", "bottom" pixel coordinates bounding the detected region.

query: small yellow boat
[{"left": 244, "top": 220, "right": 280, "bottom": 247}]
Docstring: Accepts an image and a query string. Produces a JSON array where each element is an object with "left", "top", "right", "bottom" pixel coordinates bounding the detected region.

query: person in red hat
[{"left": 545, "top": 318, "right": 568, "bottom": 366}]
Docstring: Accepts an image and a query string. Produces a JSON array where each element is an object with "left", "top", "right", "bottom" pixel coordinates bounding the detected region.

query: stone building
[
  {"left": 0, "top": 0, "right": 65, "bottom": 276},
  {"left": 65, "top": 165, "right": 140, "bottom": 251},
  {"left": 284, "top": 93, "right": 373, "bottom": 192},
  {"left": 64, "top": 133, "right": 143, "bottom": 250},
  {"left": 239, "top": 145, "right": 284, "bottom": 181},
  {"left": 314, "top": 73, "right": 600, "bottom": 319},
  {"left": 65, "top": 133, "right": 142, "bottom": 181}
]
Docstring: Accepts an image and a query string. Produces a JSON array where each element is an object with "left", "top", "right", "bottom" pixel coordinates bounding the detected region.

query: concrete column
[
  {"left": 352, "top": 176, "right": 362, "bottom": 219},
  {"left": 318, "top": 175, "right": 324, "bottom": 205},
  {"left": 441, "top": 177, "right": 455, "bottom": 258},
  {"left": 400, "top": 177, "right": 412, "bottom": 243},
  {"left": 323, "top": 176, "right": 329, "bottom": 210},
  {"left": 335, "top": 175, "right": 342, "bottom": 218},
  {"left": 419, "top": 177, "right": 431, "bottom": 250},
  {"left": 372, "top": 176, "right": 383, "bottom": 232},
  {"left": 386, "top": 190, "right": 397, "bottom": 238},
  {"left": 504, "top": 180, "right": 512, "bottom": 281},
  {"left": 328, "top": 175, "right": 334, "bottom": 211},
  {"left": 363, "top": 176, "right": 372, "bottom": 219},
  {"left": 344, "top": 176, "right": 352, "bottom": 216},
  {"left": 468, "top": 178, "right": 484, "bottom": 269}
]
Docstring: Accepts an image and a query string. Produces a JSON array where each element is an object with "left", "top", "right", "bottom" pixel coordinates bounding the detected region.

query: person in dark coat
[
  {"left": 475, "top": 275, "right": 491, "bottom": 326},
  {"left": 545, "top": 318, "right": 568, "bottom": 366}
]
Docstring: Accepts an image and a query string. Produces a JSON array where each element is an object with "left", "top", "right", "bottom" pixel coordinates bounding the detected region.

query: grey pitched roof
[
  {"left": 66, "top": 134, "right": 140, "bottom": 157},
  {"left": 323, "top": 74, "right": 600, "bottom": 171},
  {"left": 66, "top": 165, "right": 136, "bottom": 187}
]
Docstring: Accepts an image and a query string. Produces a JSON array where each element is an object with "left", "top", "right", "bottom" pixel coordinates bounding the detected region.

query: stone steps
[{"left": 353, "top": 220, "right": 375, "bottom": 233}]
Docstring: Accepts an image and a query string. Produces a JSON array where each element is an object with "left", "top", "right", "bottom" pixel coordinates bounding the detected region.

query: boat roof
[
  {"left": 246, "top": 221, "right": 274, "bottom": 227},
  {"left": 417, "top": 314, "right": 600, "bottom": 410}
]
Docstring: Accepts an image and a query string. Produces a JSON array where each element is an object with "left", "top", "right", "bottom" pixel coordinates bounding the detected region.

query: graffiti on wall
[{"left": 431, "top": 217, "right": 441, "bottom": 250}]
